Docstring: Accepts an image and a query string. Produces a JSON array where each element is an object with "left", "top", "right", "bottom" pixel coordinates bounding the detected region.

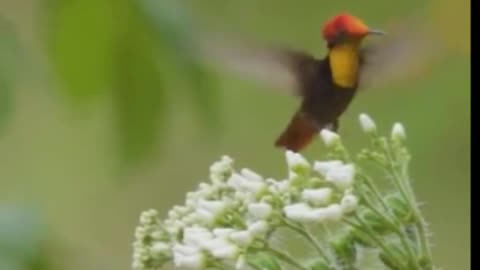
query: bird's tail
[{"left": 275, "top": 112, "right": 318, "bottom": 152}]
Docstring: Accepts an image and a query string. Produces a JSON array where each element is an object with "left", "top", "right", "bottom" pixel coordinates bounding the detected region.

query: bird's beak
[{"left": 367, "top": 29, "right": 387, "bottom": 36}]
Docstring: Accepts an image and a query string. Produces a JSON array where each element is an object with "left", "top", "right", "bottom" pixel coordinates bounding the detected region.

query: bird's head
[{"left": 322, "top": 13, "right": 385, "bottom": 47}]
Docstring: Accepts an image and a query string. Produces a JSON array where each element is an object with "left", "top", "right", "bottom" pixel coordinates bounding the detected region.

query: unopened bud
[
  {"left": 386, "top": 194, "right": 414, "bottom": 224},
  {"left": 361, "top": 210, "right": 391, "bottom": 233},
  {"left": 330, "top": 232, "right": 356, "bottom": 266}
]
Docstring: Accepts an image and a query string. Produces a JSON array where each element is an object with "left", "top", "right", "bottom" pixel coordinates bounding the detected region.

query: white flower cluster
[
  {"left": 132, "top": 209, "right": 169, "bottom": 270},
  {"left": 132, "top": 150, "right": 359, "bottom": 270}
]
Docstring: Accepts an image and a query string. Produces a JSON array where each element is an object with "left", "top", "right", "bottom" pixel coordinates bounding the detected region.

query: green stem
[
  {"left": 374, "top": 140, "right": 424, "bottom": 254},
  {"left": 345, "top": 215, "right": 407, "bottom": 270},
  {"left": 401, "top": 168, "right": 432, "bottom": 265},
  {"left": 281, "top": 218, "right": 333, "bottom": 265},
  {"left": 265, "top": 246, "right": 309, "bottom": 270},
  {"left": 359, "top": 191, "right": 421, "bottom": 269},
  {"left": 358, "top": 173, "right": 390, "bottom": 211},
  {"left": 382, "top": 142, "right": 432, "bottom": 265},
  {"left": 209, "top": 260, "right": 231, "bottom": 270}
]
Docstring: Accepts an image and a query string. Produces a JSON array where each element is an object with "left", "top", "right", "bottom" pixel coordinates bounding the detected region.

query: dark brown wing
[
  {"left": 195, "top": 35, "right": 320, "bottom": 97},
  {"left": 359, "top": 17, "right": 444, "bottom": 90}
]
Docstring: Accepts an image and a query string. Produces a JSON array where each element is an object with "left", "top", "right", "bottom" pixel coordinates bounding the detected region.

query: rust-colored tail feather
[{"left": 275, "top": 112, "right": 318, "bottom": 152}]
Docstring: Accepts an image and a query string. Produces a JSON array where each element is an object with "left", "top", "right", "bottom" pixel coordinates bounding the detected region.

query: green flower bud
[
  {"left": 419, "top": 255, "right": 433, "bottom": 269},
  {"left": 308, "top": 177, "right": 325, "bottom": 188},
  {"left": 290, "top": 174, "right": 308, "bottom": 188},
  {"left": 330, "top": 231, "right": 356, "bottom": 266},
  {"left": 309, "top": 259, "right": 330, "bottom": 270},
  {"left": 361, "top": 210, "right": 391, "bottom": 233},
  {"left": 385, "top": 194, "right": 414, "bottom": 224},
  {"left": 246, "top": 252, "right": 282, "bottom": 270},
  {"left": 351, "top": 229, "right": 375, "bottom": 248},
  {"left": 379, "top": 251, "right": 402, "bottom": 270}
]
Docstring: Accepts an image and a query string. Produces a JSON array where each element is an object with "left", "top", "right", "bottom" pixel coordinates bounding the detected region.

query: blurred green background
[{"left": 0, "top": 0, "right": 470, "bottom": 269}]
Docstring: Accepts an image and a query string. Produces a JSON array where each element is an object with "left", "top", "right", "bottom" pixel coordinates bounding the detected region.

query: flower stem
[
  {"left": 382, "top": 142, "right": 433, "bottom": 266},
  {"left": 265, "top": 246, "right": 309, "bottom": 270},
  {"left": 344, "top": 215, "right": 407, "bottom": 270},
  {"left": 401, "top": 170, "right": 432, "bottom": 267},
  {"left": 358, "top": 173, "right": 390, "bottom": 212},
  {"left": 281, "top": 218, "right": 334, "bottom": 265},
  {"left": 210, "top": 260, "right": 231, "bottom": 270},
  {"left": 358, "top": 190, "right": 421, "bottom": 269}
]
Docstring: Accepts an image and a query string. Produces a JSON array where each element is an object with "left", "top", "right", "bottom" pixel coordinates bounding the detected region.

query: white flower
[
  {"left": 182, "top": 213, "right": 198, "bottom": 225},
  {"left": 173, "top": 250, "right": 206, "bottom": 269},
  {"left": 132, "top": 261, "right": 142, "bottom": 270},
  {"left": 168, "top": 206, "right": 190, "bottom": 221},
  {"left": 236, "top": 255, "right": 246, "bottom": 270},
  {"left": 213, "top": 228, "right": 236, "bottom": 238},
  {"left": 229, "top": 230, "right": 253, "bottom": 246},
  {"left": 202, "top": 237, "right": 229, "bottom": 251},
  {"left": 173, "top": 243, "right": 208, "bottom": 268},
  {"left": 210, "top": 155, "right": 234, "bottom": 183},
  {"left": 183, "top": 227, "right": 213, "bottom": 247},
  {"left": 266, "top": 179, "right": 290, "bottom": 194},
  {"left": 283, "top": 203, "right": 314, "bottom": 221},
  {"left": 194, "top": 209, "right": 215, "bottom": 224},
  {"left": 240, "top": 168, "right": 263, "bottom": 182},
  {"left": 302, "top": 188, "right": 333, "bottom": 206},
  {"left": 196, "top": 200, "right": 229, "bottom": 224},
  {"left": 199, "top": 200, "right": 226, "bottom": 212},
  {"left": 227, "top": 173, "right": 265, "bottom": 194},
  {"left": 313, "top": 160, "right": 343, "bottom": 176},
  {"left": 285, "top": 150, "right": 310, "bottom": 170},
  {"left": 320, "top": 129, "right": 341, "bottom": 147},
  {"left": 233, "top": 191, "right": 256, "bottom": 205},
  {"left": 248, "top": 220, "right": 269, "bottom": 237},
  {"left": 391, "top": 122, "right": 406, "bottom": 141},
  {"left": 151, "top": 230, "right": 166, "bottom": 240},
  {"left": 168, "top": 210, "right": 179, "bottom": 220},
  {"left": 139, "top": 209, "right": 159, "bottom": 225},
  {"left": 150, "top": 242, "right": 170, "bottom": 255},
  {"left": 203, "top": 237, "right": 239, "bottom": 259},
  {"left": 134, "top": 226, "right": 147, "bottom": 239},
  {"left": 248, "top": 203, "right": 272, "bottom": 220},
  {"left": 359, "top": 113, "right": 377, "bottom": 134},
  {"left": 325, "top": 164, "right": 355, "bottom": 190},
  {"left": 314, "top": 204, "right": 343, "bottom": 222},
  {"left": 340, "top": 194, "right": 359, "bottom": 213},
  {"left": 164, "top": 220, "right": 184, "bottom": 235},
  {"left": 173, "top": 244, "right": 201, "bottom": 256},
  {"left": 186, "top": 185, "right": 214, "bottom": 207},
  {"left": 211, "top": 244, "right": 239, "bottom": 259},
  {"left": 284, "top": 203, "right": 343, "bottom": 223}
]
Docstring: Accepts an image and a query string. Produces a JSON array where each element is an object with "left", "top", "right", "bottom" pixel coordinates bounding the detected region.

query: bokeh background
[{"left": 0, "top": 0, "right": 470, "bottom": 269}]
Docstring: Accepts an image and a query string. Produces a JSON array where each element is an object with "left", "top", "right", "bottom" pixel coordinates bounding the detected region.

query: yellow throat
[{"left": 328, "top": 41, "right": 361, "bottom": 88}]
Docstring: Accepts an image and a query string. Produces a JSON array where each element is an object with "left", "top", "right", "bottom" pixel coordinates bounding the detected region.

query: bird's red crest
[{"left": 322, "top": 13, "right": 370, "bottom": 41}]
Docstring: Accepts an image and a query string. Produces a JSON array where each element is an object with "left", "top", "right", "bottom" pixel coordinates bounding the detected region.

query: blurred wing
[
  {"left": 195, "top": 35, "right": 320, "bottom": 96},
  {"left": 359, "top": 18, "right": 443, "bottom": 90}
]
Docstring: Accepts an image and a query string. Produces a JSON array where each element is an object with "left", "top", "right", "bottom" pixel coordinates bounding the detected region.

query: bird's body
[
  {"left": 198, "top": 13, "right": 436, "bottom": 152},
  {"left": 275, "top": 51, "right": 359, "bottom": 151},
  {"left": 274, "top": 20, "right": 372, "bottom": 151}
]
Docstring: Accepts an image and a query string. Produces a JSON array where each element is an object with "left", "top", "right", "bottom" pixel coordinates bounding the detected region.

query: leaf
[
  {"left": 111, "top": 2, "right": 166, "bottom": 166},
  {"left": 246, "top": 252, "right": 283, "bottom": 270},
  {"left": 0, "top": 17, "right": 21, "bottom": 132},
  {"left": 44, "top": 0, "right": 221, "bottom": 167},
  {"left": 140, "top": 0, "right": 220, "bottom": 130},
  {"left": 45, "top": 0, "right": 115, "bottom": 103},
  {"left": 183, "top": 61, "right": 220, "bottom": 131},
  {"left": 0, "top": 78, "right": 11, "bottom": 133}
]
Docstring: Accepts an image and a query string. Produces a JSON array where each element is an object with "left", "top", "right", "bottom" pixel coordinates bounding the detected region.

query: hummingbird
[{"left": 197, "top": 12, "right": 438, "bottom": 152}]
